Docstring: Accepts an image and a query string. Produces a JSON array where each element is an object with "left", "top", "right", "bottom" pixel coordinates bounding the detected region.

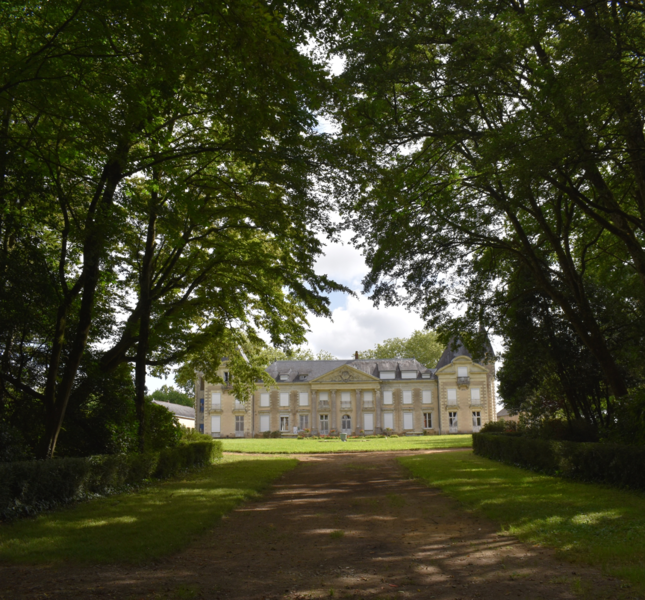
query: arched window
[{"left": 341, "top": 414, "right": 352, "bottom": 433}]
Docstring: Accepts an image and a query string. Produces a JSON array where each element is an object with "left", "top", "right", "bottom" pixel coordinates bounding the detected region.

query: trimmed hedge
[
  {"left": 473, "top": 433, "right": 645, "bottom": 491},
  {"left": 0, "top": 440, "right": 222, "bottom": 521}
]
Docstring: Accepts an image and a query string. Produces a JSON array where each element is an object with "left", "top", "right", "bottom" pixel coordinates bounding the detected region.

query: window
[
  {"left": 260, "top": 392, "right": 270, "bottom": 407},
  {"left": 260, "top": 414, "right": 270, "bottom": 432},
  {"left": 383, "top": 390, "right": 393, "bottom": 404},
  {"left": 299, "top": 414, "right": 309, "bottom": 430},
  {"left": 319, "top": 414, "right": 329, "bottom": 434},
  {"left": 235, "top": 415, "right": 244, "bottom": 432},
  {"left": 380, "top": 371, "right": 396, "bottom": 379},
  {"left": 234, "top": 398, "right": 245, "bottom": 410},
  {"left": 199, "top": 398, "right": 204, "bottom": 413},
  {"left": 383, "top": 412, "right": 394, "bottom": 430},
  {"left": 403, "top": 390, "right": 412, "bottom": 404},
  {"left": 363, "top": 391, "right": 373, "bottom": 405},
  {"left": 471, "top": 388, "right": 481, "bottom": 404},
  {"left": 299, "top": 392, "right": 309, "bottom": 406},
  {"left": 211, "top": 392, "right": 221, "bottom": 409},
  {"left": 447, "top": 388, "right": 457, "bottom": 405},
  {"left": 280, "top": 392, "right": 290, "bottom": 407},
  {"left": 472, "top": 411, "right": 481, "bottom": 427},
  {"left": 280, "top": 416, "right": 290, "bottom": 431},
  {"left": 199, "top": 424, "right": 204, "bottom": 433},
  {"left": 279, "top": 373, "right": 289, "bottom": 381},
  {"left": 449, "top": 411, "right": 458, "bottom": 429},
  {"left": 224, "top": 371, "right": 231, "bottom": 383},
  {"left": 422, "top": 390, "right": 432, "bottom": 404},
  {"left": 211, "top": 415, "right": 221, "bottom": 434},
  {"left": 319, "top": 391, "right": 329, "bottom": 401},
  {"left": 403, "top": 412, "right": 413, "bottom": 429},
  {"left": 423, "top": 412, "right": 433, "bottom": 429},
  {"left": 363, "top": 413, "right": 374, "bottom": 431},
  {"left": 457, "top": 366, "right": 468, "bottom": 377},
  {"left": 341, "top": 414, "right": 351, "bottom": 432},
  {"left": 401, "top": 370, "right": 417, "bottom": 379}
]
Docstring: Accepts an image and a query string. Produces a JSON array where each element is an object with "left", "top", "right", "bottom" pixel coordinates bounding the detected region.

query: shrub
[
  {"left": 270, "top": 430, "right": 281, "bottom": 438},
  {"left": 473, "top": 433, "right": 645, "bottom": 491},
  {"left": 0, "top": 441, "right": 221, "bottom": 521}
]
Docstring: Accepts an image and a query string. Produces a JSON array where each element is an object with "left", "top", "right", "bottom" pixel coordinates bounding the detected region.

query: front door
[{"left": 341, "top": 414, "right": 351, "bottom": 434}]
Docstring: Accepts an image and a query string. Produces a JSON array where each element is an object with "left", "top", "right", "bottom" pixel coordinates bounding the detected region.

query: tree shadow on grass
[{"left": 0, "top": 458, "right": 297, "bottom": 564}]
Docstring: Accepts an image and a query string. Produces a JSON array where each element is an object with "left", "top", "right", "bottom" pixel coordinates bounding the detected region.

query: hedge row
[
  {"left": 0, "top": 440, "right": 222, "bottom": 521},
  {"left": 473, "top": 433, "right": 645, "bottom": 491}
]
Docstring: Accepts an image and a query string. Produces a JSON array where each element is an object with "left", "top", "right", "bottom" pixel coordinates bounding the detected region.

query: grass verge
[
  {"left": 400, "top": 451, "right": 645, "bottom": 594},
  {"left": 0, "top": 455, "right": 297, "bottom": 564},
  {"left": 220, "top": 434, "right": 472, "bottom": 454}
]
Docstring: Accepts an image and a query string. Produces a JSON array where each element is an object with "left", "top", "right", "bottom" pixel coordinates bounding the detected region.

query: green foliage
[
  {"left": 358, "top": 330, "right": 442, "bottom": 368},
  {"left": 0, "top": 0, "right": 346, "bottom": 458},
  {"left": 0, "top": 441, "right": 219, "bottom": 521},
  {"left": 473, "top": 433, "right": 645, "bottom": 491},
  {"left": 149, "top": 385, "right": 193, "bottom": 408},
  {"left": 323, "top": 0, "right": 645, "bottom": 403},
  {"left": 0, "top": 455, "right": 295, "bottom": 564},
  {"left": 400, "top": 452, "right": 645, "bottom": 594}
]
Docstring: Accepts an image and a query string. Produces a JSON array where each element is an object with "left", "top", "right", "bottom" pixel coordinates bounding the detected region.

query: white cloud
[
  {"left": 314, "top": 232, "right": 368, "bottom": 289},
  {"left": 306, "top": 292, "right": 425, "bottom": 359}
]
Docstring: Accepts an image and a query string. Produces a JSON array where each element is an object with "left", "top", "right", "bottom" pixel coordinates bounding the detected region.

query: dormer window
[
  {"left": 297, "top": 373, "right": 308, "bottom": 381},
  {"left": 401, "top": 370, "right": 417, "bottom": 379},
  {"left": 380, "top": 370, "right": 396, "bottom": 380},
  {"left": 279, "top": 373, "right": 290, "bottom": 382},
  {"left": 457, "top": 367, "right": 468, "bottom": 377},
  {"left": 422, "top": 373, "right": 431, "bottom": 379}
]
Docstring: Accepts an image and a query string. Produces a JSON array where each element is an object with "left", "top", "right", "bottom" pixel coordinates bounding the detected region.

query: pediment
[
  {"left": 436, "top": 355, "right": 488, "bottom": 375},
  {"left": 310, "top": 364, "right": 380, "bottom": 384}
]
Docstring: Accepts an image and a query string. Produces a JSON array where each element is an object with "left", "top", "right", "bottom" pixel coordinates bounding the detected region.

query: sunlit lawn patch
[
  {"left": 0, "top": 455, "right": 297, "bottom": 564},
  {"left": 400, "top": 451, "right": 645, "bottom": 594},
  {"left": 220, "top": 434, "right": 472, "bottom": 454}
]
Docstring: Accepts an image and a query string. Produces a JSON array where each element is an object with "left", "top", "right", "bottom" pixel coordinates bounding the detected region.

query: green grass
[
  {"left": 400, "top": 450, "right": 645, "bottom": 594},
  {"left": 0, "top": 455, "right": 297, "bottom": 565},
  {"left": 220, "top": 434, "right": 472, "bottom": 453}
]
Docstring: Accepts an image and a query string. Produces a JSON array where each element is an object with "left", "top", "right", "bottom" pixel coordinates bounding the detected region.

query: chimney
[{"left": 354, "top": 351, "right": 359, "bottom": 360}]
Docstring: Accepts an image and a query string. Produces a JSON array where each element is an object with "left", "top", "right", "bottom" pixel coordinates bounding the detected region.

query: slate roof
[
  {"left": 435, "top": 336, "right": 496, "bottom": 371},
  {"left": 152, "top": 400, "right": 195, "bottom": 420},
  {"left": 265, "top": 358, "right": 432, "bottom": 382}
]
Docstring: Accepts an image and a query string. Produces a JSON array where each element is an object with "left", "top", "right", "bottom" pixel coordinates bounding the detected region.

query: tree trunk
[
  {"left": 37, "top": 154, "right": 125, "bottom": 459},
  {"left": 134, "top": 185, "right": 158, "bottom": 453}
]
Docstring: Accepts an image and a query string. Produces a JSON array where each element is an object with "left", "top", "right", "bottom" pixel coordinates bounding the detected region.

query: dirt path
[{"left": 0, "top": 450, "right": 635, "bottom": 600}]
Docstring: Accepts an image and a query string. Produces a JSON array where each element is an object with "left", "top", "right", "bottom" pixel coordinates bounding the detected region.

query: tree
[
  {"left": 358, "top": 330, "right": 443, "bottom": 368},
  {"left": 149, "top": 385, "right": 193, "bottom": 409},
  {"left": 320, "top": 0, "right": 645, "bottom": 401},
  {"left": 0, "top": 0, "right": 344, "bottom": 457}
]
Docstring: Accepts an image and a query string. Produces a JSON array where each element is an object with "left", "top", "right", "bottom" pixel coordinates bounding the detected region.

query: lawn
[
  {"left": 220, "top": 434, "right": 472, "bottom": 453},
  {"left": 400, "top": 451, "right": 645, "bottom": 594},
  {"left": 0, "top": 455, "right": 297, "bottom": 564}
]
